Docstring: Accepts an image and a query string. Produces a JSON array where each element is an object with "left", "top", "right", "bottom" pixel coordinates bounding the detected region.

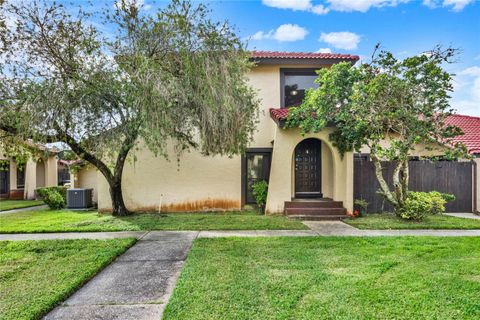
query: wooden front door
[{"left": 295, "top": 138, "right": 322, "bottom": 198}]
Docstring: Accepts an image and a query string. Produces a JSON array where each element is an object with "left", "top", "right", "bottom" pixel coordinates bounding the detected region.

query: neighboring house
[
  {"left": 74, "top": 51, "right": 479, "bottom": 215},
  {"left": 0, "top": 144, "right": 61, "bottom": 200}
]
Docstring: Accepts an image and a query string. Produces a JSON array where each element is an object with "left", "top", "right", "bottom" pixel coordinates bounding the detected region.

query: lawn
[
  {"left": 344, "top": 213, "right": 480, "bottom": 229},
  {"left": 0, "top": 199, "right": 44, "bottom": 211},
  {"left": 164, "top": 237, "right": 480, "bottom": 320},
  {"left": 0, "top": 209, "right": 307, "bottom": 233},
  {"left": 0, "top": 238, "right": 135, "bottom": 320}
]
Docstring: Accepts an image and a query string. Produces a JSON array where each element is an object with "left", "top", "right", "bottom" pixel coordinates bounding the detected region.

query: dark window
[
  {"left": 0, "top": 161, "right": 9, "bottom": 195},
  {"left": 58, "top": 166, "right": 70, "bottom": 186},
  {"left": 281, "top": 69, "right": 319, "bottom": 108},
  {"left": 242, "top": 149, "right": 272, "bottom": 205},
  {"left": 17, "top": 167, "right": 25, "bottom": 189}
]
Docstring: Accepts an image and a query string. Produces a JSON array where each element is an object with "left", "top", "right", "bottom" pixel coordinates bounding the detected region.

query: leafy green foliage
[
  {"left": 36, "top": 186, "right": 67, "bottom": 210},
  {"left": 286, "top": 45, "right": 467, "bottom": 217},
  {"left": 398, "top": 191, "right": 454, "bottom": 221},
  {"left": 354, "top": 198, "right": 369, "bottom": 215},
  {"left": 252, "top": 180, "right": 268, "bottom": 210}
]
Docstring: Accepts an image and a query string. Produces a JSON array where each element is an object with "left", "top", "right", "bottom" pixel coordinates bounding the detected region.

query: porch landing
[{"left": 285, "top": 198, "right": 348, "bottom": 221}]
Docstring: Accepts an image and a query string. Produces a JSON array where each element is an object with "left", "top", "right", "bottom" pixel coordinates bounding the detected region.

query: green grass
[
  {"left": 163, "top": 237, "right": 480, "bottom": 320},
  {"left": 0, "top": 238, "right": 136, "bottom": 320},
  {"left": 0, "top": 209, "right": 307, "bottom": 233},
  {"left": 344, "top": 213, "right": 480, "bottom": 229},
  {"left": 0, "top": 200, "right": 44, "bottom": 211}
]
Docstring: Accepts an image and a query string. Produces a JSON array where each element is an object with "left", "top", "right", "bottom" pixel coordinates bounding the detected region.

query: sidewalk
[
  {"left": 2, "top": 223, "right": 480, "bottom": 241},
  {"left": 0, "top": 204, "right": 47, "bottom": 215},
  {"left": 45, "top": 231, "right": 198, "bottom": 320}
]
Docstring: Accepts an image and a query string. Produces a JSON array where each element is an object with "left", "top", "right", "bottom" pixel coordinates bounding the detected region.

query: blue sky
[
  {"left": 200, "top": 0, "right": 480, "bottom": 116},
  {"left": 67, "top": 1, "right": 480, "bottom": 116}
]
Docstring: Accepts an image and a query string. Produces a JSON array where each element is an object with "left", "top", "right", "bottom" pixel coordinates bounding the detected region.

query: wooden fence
[{"left": 354, "top": 159, "right": 474, "bottom": 213}]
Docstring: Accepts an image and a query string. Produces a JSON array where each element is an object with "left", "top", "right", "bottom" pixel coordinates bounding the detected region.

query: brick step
[
  {"left": 285, "top": 201, "right": 344, "bottom": 209},
  {"left": 288, "top": 214, "right": 347, "bottom": 221},
  {"left": 285, "top": 207, "right": 346, "bottom": 216}
]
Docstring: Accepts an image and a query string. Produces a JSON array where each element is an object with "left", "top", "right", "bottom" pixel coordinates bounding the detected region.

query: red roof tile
[
  {"left": 269, "top": 108, "right": 290, "bottom": 123},
  {"left": 251, "top": 51, "right": 359, "bottom": 61},
  {"left": 270, "top": 108, "right": 480, "bottom": 155},
  {"left": 445, "top": 114, "right": 480, "bottom": 154}
]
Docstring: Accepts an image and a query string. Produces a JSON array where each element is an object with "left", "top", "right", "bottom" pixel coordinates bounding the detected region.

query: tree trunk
[
  {"left": 109, "top": 178, "right": 130, "bottom": 216},
  {"left": 392, "top": 160, "right": 404, "bottom": 211},
  {"left": 370, "top": 151, "right": 398, "bottom": 207}
]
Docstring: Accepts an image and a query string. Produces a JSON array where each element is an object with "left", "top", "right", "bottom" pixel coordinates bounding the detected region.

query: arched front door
[{"left": 295, "top": 138, "right": 322, "bottom": 198}]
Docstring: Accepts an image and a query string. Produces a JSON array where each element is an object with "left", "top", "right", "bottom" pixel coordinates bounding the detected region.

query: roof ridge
[{"left": 448, "top": 113, "right": 480, "bottom": 120}]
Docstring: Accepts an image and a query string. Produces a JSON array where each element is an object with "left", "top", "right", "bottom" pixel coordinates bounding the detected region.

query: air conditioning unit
[{"left": 67, "top": 188, "right": 93, "bottom": 209}]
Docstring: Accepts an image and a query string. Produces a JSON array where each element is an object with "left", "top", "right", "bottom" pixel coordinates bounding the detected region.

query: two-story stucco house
[{"left": 74, "top": 51, "right": 480, "bottom": 216}]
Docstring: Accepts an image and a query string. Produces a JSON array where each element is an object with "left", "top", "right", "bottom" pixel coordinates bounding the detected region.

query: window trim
[
  {"left": 280, "top": 68, "right": 319, "bottom": 108},
  {"left": 241, "top": 148, "right": 273, "bottom": 206}
]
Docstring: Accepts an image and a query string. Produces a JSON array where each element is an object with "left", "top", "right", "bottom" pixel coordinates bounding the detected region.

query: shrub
[
  {"left": 36, "top": 186, "right": 67, "bottom": 210},
  {"left": 398, "top": 191, "right": 455, "bottom": 221},
  {"left": 43, "top": 190, "right": 66, "bottom": 209},
  {"left": 36, "top": 186, "right": 67, "bottom": 201},
  {"left": 354, "top": 198, "right": 369, "bottom": 216},
  {"left": 398, "top": 192, "right": 431, "bottom": 221},
  {"left": 252, "top": 180, "right": 268, "bottom": 213}
]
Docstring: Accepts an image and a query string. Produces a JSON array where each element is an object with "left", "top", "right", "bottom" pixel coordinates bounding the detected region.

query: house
[
  {"left": 74, "top": 51, "right": 479, "bottom": 216},
  {"left": 0, "top": 144, "right": 61, "bottom": 200}
]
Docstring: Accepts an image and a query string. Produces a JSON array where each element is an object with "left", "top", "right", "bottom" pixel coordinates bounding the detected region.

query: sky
[
  {"left": 21, "top": 0, "right": 480, "bottom": 116},
  {"left": 201, "top": 0, "right": 480, "bottom": 116}
]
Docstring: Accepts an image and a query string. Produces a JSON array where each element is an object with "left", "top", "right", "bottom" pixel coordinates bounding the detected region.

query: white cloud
[
  {"left": 319, "top": 32, "right": 361, "bottom": 50},
  {"left": 422, "top": 0, "right": 474, "bottom": 11},
  {"left": 443, "top": 0, "right": 474, "bottom": 11},
  {"left": 311, "top": 4, "right": 330, "bottom": 14},
  {"left": 450, "top": 65, "right": 480, "bottom": 116},
  {"left": 316, "top": 48, "right": 332, "bottom": 53},
  {"left": 262, "top": 0, "right": 312, "bottom": 10},
  {"left": 262, "top": 0, "right": 330, "bottom": 14},
  {"left": 325, "top": 0, "right": 409, "bottom": 12},
  {"left": 251, "top": 24, "right": 308, "bottom": 42},
  {"left": 457, "top": 66, "right": 480, "bottom": 77}
]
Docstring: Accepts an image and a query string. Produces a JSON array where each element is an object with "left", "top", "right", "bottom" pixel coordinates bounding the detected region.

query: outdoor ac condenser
[{"left": 67, "top": 188, "right": 93, "bottom": 209}]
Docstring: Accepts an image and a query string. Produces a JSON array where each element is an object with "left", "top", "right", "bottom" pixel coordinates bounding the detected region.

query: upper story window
[{"left": 281, "top": 69, "right": 319, "bottom": 108}]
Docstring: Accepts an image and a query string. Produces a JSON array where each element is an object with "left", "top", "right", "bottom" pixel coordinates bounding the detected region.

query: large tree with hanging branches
[{"left": 0, "top": 0, "right": 259, "bottom": 215}]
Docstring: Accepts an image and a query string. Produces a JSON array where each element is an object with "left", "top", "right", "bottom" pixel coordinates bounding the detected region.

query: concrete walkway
[
  {"left": 44, "top": 231, "right": 198, "bottom": 320},
  {"left": 445, "top": 212, "right": 480, "bottom": 220},
  {"left": 0, "top": 204, "right": 47, "bottom": 215}
]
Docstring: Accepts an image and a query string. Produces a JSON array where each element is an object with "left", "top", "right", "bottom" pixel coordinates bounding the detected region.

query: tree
[
  {"left": 287, "top": 45, "right": 466, "bottom": 214},
  {"left": 0, "top": 0, "right": 259, "bottom": 215}
]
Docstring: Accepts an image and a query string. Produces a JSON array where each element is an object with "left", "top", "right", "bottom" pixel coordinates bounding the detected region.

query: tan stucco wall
[
  {"left": 97, "top": 143, "right": 242, "bottom": 212},
  {"left": 75, "top": 166, "right": 98, "bottom": 204},
  {"left": 266, "top": 126, "right": 354, "bottom": 214}
]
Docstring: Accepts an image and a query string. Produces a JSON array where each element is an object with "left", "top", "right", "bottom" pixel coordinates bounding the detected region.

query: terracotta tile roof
[
  {"left": 270, "top": 108, "right": 480, "bottom": 155},
  {"left": 269, "top": 108, "right": 290, "bottom": 123},
  {"left": 251, "top": 51, "right": 360, "bottom": 61},
  {"left": 445, "top": 114, "right": 480, "bottom": 154}
]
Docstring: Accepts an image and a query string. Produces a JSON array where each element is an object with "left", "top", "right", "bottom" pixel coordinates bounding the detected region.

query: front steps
[{"left": 285, "top": 199, "right": 348, "bottom": 221}]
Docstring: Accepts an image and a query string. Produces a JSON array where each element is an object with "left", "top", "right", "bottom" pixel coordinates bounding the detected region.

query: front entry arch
[{"left": 294, "top": 138, "right": 322, "bottom": 198}]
